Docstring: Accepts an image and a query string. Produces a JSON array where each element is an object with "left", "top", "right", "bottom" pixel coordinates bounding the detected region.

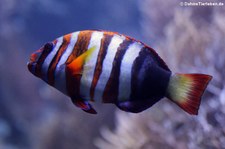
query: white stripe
[
  {"left": 94, "top": 34, "right": 125, "bottom": 102},
  {"left": 118, "top": 42, "right": 143, "bottom": 101},
  {"left": 54, "top": 32, "right": 80, "bottom": 94},
  {"left": 80, "top": 31, "right": 104, "bottom": 100},
  {"left": 42, "top": 37, "right": 63, "bottom": 82}
]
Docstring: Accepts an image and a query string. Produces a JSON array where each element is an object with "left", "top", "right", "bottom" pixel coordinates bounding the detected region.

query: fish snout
[{"left": 27, "top": 48, "right": 43, "bottom": 75}]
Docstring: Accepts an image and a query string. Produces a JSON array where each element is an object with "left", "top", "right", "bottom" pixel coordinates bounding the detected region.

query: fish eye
[{"left": 44, "top": 42, "right": 54, "bottom": 52}]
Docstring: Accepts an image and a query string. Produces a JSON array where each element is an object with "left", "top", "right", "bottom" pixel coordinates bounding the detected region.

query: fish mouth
[
  {"left": 27, "top": 42, "right": 54, "bottom": 75},
  {"left": 27, "top": 61, "right": 37, "bottom": 73},
  {"left": 27, "top": 52, "right": 38, "bottom": 72},
  {"left": 27, "top": 48, "right": 43, "bottom": 74}
]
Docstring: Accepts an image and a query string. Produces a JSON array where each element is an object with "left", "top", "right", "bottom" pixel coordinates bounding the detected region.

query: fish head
[{"left": 27, "top": 42, "right": 55, "bottom": 78}]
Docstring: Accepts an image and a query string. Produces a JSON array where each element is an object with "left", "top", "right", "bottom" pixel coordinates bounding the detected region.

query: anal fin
[{"left": 116, "top": 100, "right": 152, "bottom": 113}]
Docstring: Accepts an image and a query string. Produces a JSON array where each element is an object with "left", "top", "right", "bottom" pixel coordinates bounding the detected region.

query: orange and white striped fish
[{"left": 27, "top": 30, "right": 212, "bottom": 115}]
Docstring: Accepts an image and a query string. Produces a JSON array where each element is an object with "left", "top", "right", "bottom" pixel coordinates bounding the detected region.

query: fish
[{"left": 27, "top": 30, "right": 212, "bottom": 115}]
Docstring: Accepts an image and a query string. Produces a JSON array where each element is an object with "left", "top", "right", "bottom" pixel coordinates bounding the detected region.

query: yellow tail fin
[{"left": 166, "top": 73, "right": 212, "bottom": 115}]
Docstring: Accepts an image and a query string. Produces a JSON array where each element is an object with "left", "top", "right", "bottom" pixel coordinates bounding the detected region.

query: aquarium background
[{"left": 0, "top": 0, "right": 225, "bottom": 148}]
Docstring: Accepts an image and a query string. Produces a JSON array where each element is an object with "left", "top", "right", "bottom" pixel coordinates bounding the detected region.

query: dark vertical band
[
  {"left": 66, "top": 30, "right": 93, "bottom": 64},
  {"left": 130, "top": 47, "right": 148, "bottom": 100},
  {"left": 35, "top": 40, "right": 57, "bottom": 78},
  {"left": 90, "top": 32, "right": 114, "bottom": 100},
  {"left": 103, "top": 38, "right": 133, "bottom": 103},
  {"left": 130, "top": 47, "right": 171, "bottom": 102},
  {"left": 66, "top": 31, "right": 93, "bottom": 100},
  {"left": 47, "top": 34, "right": 71, "bottom": 86}
]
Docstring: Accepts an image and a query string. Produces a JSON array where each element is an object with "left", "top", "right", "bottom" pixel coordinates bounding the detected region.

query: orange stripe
[
  {"left": 47, "top": 34, "right": 71, "bottom": 86},
  {"left": 90, "top": 32, "right": 114, "bottom": 101},
  {"left": 66, "top": 30, "right": 94, "bottom": 64},
  {"left": 66, "top": 31, "right": 93, "bottom": 100}
]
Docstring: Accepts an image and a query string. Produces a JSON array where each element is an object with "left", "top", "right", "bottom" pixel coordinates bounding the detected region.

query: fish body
[{"left": 28, "top": 30, "right": 212, "bottom": 115}]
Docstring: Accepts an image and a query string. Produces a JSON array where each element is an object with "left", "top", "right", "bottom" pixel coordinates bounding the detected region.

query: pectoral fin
[
  {"left": 74, "top": 100, "right": 97, "bottom": 114},
  {"left": 66, "top": 46, "right": 96, "bottom": 76}
]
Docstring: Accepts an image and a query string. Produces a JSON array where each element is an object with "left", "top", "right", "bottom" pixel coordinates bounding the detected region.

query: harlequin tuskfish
[{"left": 27, "top": 30, "right": 212, "bottom": 115}]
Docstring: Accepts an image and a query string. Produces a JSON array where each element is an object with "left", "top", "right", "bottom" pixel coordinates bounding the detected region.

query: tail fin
[{"left": 166, "top": 73, "right": 212, "bottom": 115}]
